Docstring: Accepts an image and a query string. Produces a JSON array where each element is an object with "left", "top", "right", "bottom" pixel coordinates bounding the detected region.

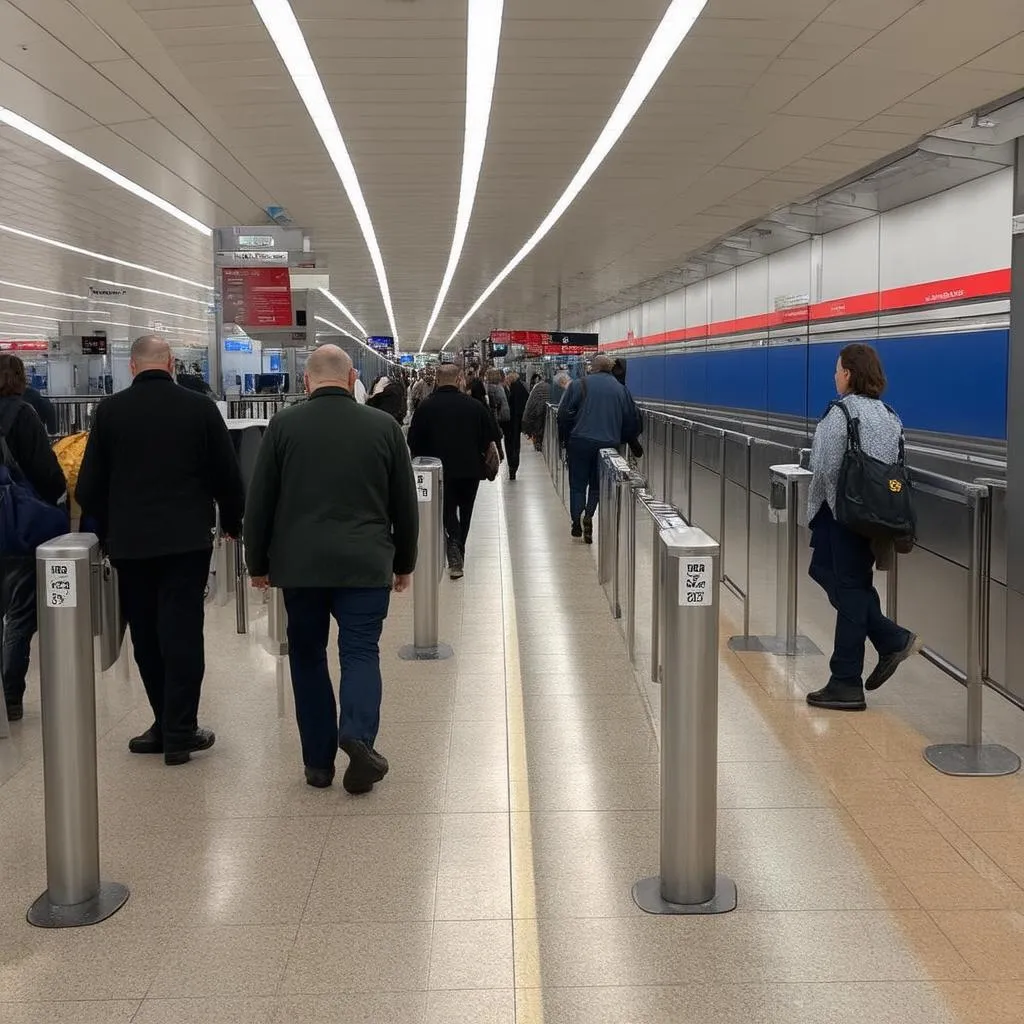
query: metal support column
[
  {"left": 28, "top": 534, "right": 129, "bottom": 928},
  {"left": 234, "top": 538, "right": 248, "bottom": 635},
  {"left": 400, "top": 457, "right": 453, "bottom": 661},
  {"left": 634, "top": 525, "right": 737, "bottom": 915},
  {"left": 925, "top": 486, "right": 1021, "bottom": 776}
]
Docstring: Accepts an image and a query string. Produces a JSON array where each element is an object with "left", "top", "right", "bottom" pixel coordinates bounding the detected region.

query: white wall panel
[
  {"left": 665, "top": 287, "right": 686, "bottom": 334},
  {"left": 643, "top": 294, "right": 666, "bottom": 337},
  {"left": 736, "top": 260, "right": 769, "bottom": 317},
  {"left": 821, "top": 217, "right": 880, "bottom": 300},
  {"left": 768, "top": 241, "right": 813, "bottom": 309},
  {"left": 686, "top": 280, "right": 709, "bottom": 329},
  {"left": 879, "top": 169, "right": 1012, "bottom": 289},
  {"left": 708, "top": 269, "right": 736, "bottom": 325}
]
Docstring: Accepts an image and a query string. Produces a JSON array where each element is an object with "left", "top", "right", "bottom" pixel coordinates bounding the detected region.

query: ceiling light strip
[
  {"left": 0, "top": 279, "right": 90, "bottom": 301},
  {"left": 419, "top": 0, "right": 504, "bottom": 352},
  {"left": 254, "top": 0, "right": 399, "bottom": 342},
  {"left": 442, "top": 0, "right": 709, "bottom": 349},
  {"left": 89, "top": 299, "right": 209, "bottom": 323},
  {"left": 0, "top": 108, "right": 212, "bottom": 236},
  {"left": 318, "top": 288, "right": 368, "bottom": 339},
  {"left": 85, "top": 278, "right": 210, "bottom": 307},
  {"left": 0, "top": 224, "right": 213, "bottom": 290},
  {"left": 313, "top": 315, "right": 386, "bottom": 360},
  {"left": 0, "top": 296, "right": 110, "bottom": 317}
]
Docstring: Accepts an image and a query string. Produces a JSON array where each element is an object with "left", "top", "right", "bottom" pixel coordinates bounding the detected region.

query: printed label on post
[
  {"left": 680, "top": 557, "right": 713, "bottom": 607},
  {"left": 44, "top": 559, "right": 77, "bottom": 609},
  {"left": 415, "top": 470, "right": 433, "bottom": 503}
]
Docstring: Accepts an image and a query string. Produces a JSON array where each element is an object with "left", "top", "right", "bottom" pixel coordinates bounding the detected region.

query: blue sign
[
  {"left": 367, "top": 336, "right": 394, "bottom": 354},
  {"left": 224, "top": 339, "right": 253, "bottom": 353},
  {"left": 268, "top": 353, "right": 282, "bottom": 372},
  {"left": 399, "top": 354, "right": 415, "bottom": 365}
]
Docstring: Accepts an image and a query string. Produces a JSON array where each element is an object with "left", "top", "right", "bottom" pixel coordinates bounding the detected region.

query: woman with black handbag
[{"left": 806, "top": 344, "right": 921, "bottom": 711}]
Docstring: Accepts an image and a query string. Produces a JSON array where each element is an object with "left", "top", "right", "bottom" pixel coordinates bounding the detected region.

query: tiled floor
[{"left": 3, "top": 453, "right": 1024, "bottom": 1022}]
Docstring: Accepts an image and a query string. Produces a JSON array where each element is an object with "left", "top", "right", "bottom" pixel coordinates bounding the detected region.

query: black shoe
[
  {"left": 5, "top": 702, "right": 23, "bottom": 722},
  {"left": 865, "top": 633, "right": 922, "bottom": 691},
  {"left": 571, "top": 520, "right": 583, "bottom": 539},
  {"left": 164, "top": 727, "right": 216, "bottom": 766},
  {"left": 806, "top": 685, "right": 866, "bottom": 712},
  {"left": 447, "top": 540, "right": 464, "bottom": 580},
  {"left": 340, "top": 739, "right": 389, "bottom": 795},
  {"left": 128, "top": 725, "right": 163, "bottom": 754},
  {"left": 582, "top": 516, "right": 594, "bottom": 545},
  {"left": 304, "top": 766, "right": 335, "bottom": 789},
  {"left": 509, "top": 471, "right": 517, "bottom": 481}
]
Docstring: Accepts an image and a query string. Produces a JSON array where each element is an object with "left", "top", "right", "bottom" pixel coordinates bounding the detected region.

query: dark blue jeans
[
  {"left": 809, "top": 505, "right": 908, "bottom": 688},
  {"left": 567, "top": 436, "right": 604, "bottom": 524},
  {"left": 282, "top": 586, "right": 391, "bottom": 771},
  {"left": 1, "top": 558, "right": 36, "bottom": 706}
]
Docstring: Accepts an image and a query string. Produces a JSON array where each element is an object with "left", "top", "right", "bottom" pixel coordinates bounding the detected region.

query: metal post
[
  {"left": 267, "top": 587, "right": 288, "bottom": 656},
  {"left": 743, "top": 440, "right": 752, "bottom": 641},
  {"left": 400, "top": 457, "right": 453, "bottom": 661},
  {"left": 665, "top": 421, "right": 676, "bottom": 507},
  {"left": 730, "top": 464, "right": 819, "bottom": 655},
  {"left": 634, "top": 525, "right": 737, "bottom": 915},
  {"left": 924, "top": 486, "right": 1021, "bottom": 776},
  {"left": 28, "top": 534, "right": 129, "bottom": 928},
  {"left": 234, "top": 538, "right": 248, "bottom": 635},
  {"left": 651, "top": 520, "right": 663, "bottom": 685},
  {"left": 717, "top": 432, "right": 727, "bottom": 576},
  {"left": 685, "top": 423, "right": 694, "bottom": 523},
  {"left": 626, "top": 487, "right": 638, "bottom": 662}
]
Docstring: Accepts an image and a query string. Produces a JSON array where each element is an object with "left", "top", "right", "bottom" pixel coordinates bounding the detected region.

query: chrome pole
[
  {"left": 400, "top": 457, "right": 453, "bottom": 661},
  {"left": 686, "top": 424, "right": 694, "bottom": 523},
  {"left": 29, "top": 534, "right": 129, "bottom": 928},
  {"left": 267, "top": 587, "right": 288, "bottom": 656},
  {"left": 234, "top": 538, "right": 248, "bottom": 635},
  {"left": 633, "top": 525, "right": 737, "bottom": 915},
  {"left": 651, "top": 519, "right": 663, "bottom": 685},
  {"left": 717, "top": 433, "right": 727, "bottom": 578},
  {"left": 626, "top": 488, "right": 638, "bottom": 662},
  {"left": 742, "top": 439, "right": 752, "bottom": 642},
  {"left": 666, "top": 421, "right": 676, "bottom": 507},
  {"left": 783, "top": 474, "right": 801, "bottom": 654}
]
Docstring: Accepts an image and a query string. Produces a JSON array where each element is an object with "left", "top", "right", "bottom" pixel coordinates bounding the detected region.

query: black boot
[
  {"left": 806, "top": 683, "right": 866, "bottom": 712},
  {"left": 164, "top": 727, "right": 216, "bottom": 765},
  {"left": 582, "top": 516, "right": 594, "bottom": 545}
]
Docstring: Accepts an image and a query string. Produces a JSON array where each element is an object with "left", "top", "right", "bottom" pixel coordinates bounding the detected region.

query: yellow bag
[{"left": 53, "top": 432, "right": 89, "bottom": 520}]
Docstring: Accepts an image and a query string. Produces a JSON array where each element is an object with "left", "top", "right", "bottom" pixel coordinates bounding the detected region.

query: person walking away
[
  {"left": 557, "top": 354, "right": 640, "bottom": 544},
  {"left": 521, "top": 375, "right": 551, "bottom": 452},
  {"left": 484, "top": 368, "right": 510, "bottom": 429},
  {"left": 367, "top": 375, "right": 406, "bottom": 425},
  {"left": 22, "top": 383, "right": 56, "bottom": 435},
  {"left": 353, "top": 369, "right": 367, "bottom": 405},
  {"left": 244, "top": 345, "right": 418, "bottom": 793},
  {"left": 408, "top": 364, "right": 501, "bottom": 581},
  {"left": 0, "top": 356, "right": 67, "bottom": 722},
  {"left": 504, "top": 371, "right": 530, "bottom": 480},
  {"left": 76, "top": 336, "right": 245, "bottom": 764},
  {"left": 410, "top": 368, "right": 435, "bottom": 415},
  {"left": 806, "top": 343, "right": 922, "bottom": 711}
]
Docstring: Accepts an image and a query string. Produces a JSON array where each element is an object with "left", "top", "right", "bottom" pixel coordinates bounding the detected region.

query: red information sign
[
  {"left": 221, "top": 267, "right": 293, "bottom": 327},
  {"left": 0, "top": 341, "right": 48, "bottom": 351}
]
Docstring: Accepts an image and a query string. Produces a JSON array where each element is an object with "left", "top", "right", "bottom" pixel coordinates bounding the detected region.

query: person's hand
[
  {"left": 394, "top": 573, "right": 412, "bottom": 594},
  {"left": 250, "top": 575, "right": 270, "bottom": 591}
]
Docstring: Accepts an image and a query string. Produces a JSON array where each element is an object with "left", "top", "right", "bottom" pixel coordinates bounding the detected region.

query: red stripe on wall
[{"left": 599, "top": 268, "right": 1011, "bottom": 352}]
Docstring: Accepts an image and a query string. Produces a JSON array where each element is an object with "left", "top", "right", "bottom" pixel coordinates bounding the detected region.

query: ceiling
[{"left": 0, "top": 0, "right": 1022, "bottom": 350}]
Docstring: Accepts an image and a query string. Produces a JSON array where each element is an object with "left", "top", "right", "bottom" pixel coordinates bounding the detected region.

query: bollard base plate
[
  {"left": 632, "top": 875, "right": 737, "bottom": 916},
  {"left": 924, "top": 742, "right": 1021, "bottom": 777},
  {"left": 728, "top": 634, "right": 820, "bottom": 656},
  {"left": 399, "top": 642, "right": 453, "bottom": 662},
  {"left": 28, "top": 881, "right": 129, "bottom": 929}
]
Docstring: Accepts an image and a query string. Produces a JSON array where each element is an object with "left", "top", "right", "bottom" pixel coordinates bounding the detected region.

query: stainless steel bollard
[
  {"left": 634, "top": 524, "right": 736, "bottom": 915},
  {"left": 234, "top": 538, "right": 248, "bottom": 635},
  {"left": 267, "top": 587, "right": 288, "bottom": 656},
  {"left": 400, "top": 458, "right": 453, "bottom": 661},
  {"left": 28, "top": 534, "right": 129, "bottom": 928}
]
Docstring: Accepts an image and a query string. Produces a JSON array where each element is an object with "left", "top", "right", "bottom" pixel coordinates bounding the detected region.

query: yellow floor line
[{"left": 496, "top": 483, "right": 545, "bottom": 1023}]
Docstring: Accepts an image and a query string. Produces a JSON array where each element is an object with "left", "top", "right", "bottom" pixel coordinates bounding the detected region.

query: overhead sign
[
  {"left": 367, "top": 336, "right": 395, "bottom": 355},
  {"left": 223, "top": 339, "right": 253, "bottom": 353},
  {"left": 0, "top": 341, "right": 48, "bottom": 351},
  {"left": 221, "top": 267, "right": 293, "bottom": 327},
  {"left": 217, "top": 250, "right": 289, "bottom": 264},
  {"left": 236, "top": 234, "right": 276, "bottom": 248},
  {"left": 81, "top": 336, "right": 108, "bottom": 355},
  {"left": 489, "top": 330, "right": 598, "bottom": 356}
]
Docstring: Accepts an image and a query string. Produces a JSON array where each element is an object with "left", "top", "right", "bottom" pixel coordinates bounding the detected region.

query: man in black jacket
[
  {"left": 0, "top": 356, "right": 67, "bottom": 722},
  {"left": 77, "top": 336, "right": 245, "bottom": 765},
  {"left": 503, "top": 371, "right": 530, "bottom": 481},
  {"left": 244, "top": 345, "right": 418, "bottom": 793},
  {"left": 408, "top": 364, "right": 500, "bottom": 580}
]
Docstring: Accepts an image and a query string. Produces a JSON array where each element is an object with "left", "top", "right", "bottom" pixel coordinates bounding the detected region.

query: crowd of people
[{"left": 0, "top": 334, "right": 920, "bottom": 797}]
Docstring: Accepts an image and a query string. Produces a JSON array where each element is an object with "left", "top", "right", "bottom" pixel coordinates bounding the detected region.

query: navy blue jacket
[{"left": 557, "top": 371, "right": 640, "bottom": 447}]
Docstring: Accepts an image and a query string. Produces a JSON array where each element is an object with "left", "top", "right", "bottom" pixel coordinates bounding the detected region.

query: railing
[
  {"left": 226, "top": 396, "right": 296, "bottom": 420},
  {"left": 51, "top": 397, "right": 104, "bottom": 437}
]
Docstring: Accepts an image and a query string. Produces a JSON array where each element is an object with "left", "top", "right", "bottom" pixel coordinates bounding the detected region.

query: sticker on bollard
[
  {"left": 44, "top": 560, "right": 76, "bottom": 608},
  {"left": 415, "top": 469, "right": 433, "bottom": 503},
  {"left": 680, "top": 558, "right": 712, "bottom": 606}
]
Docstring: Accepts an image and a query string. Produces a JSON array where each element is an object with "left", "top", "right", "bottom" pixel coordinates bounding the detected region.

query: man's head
[
  {"left": 130, "top": 335, "right": 173, "bottom": 378},
  {"left": 589, "top": 354, "right": 614, "bottom": 374},
  {"left": 436, "top": 364, "right": 462, "bottom": 389},
  {"left": 305, "top": 344, "right": 355, "bottom": 394}
]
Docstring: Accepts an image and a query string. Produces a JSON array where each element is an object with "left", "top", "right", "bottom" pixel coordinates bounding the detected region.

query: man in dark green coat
[{"left": 244, "top": 345, "right": 418, "bottom": 794}]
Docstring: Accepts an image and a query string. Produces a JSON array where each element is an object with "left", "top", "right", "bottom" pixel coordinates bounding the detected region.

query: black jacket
[
  {"left": 507, "top": 380, "right": 530, "bottom": 430},
  {"left": 367, "top": 382, "right": 406, "bottom": 424},
  {"left": 244, "top": 387, "right": 418, "bottom": 588},
  {"left": 22, "top": 388, "right": 57, "bottom": 435},
  {"left": 0, "top": 397, "right": 66, "bottom": 504},
  {"left": 76, "top": 371, "right": 245, "bottom": 560},
  {"left": 408, "top": 385, "right": 501, "bottom": 482}
]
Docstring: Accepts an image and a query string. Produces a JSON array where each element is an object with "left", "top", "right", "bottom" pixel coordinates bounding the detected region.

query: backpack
[
  {"left": 829, "top": 400, "right": 915, "bottom": 549},
  {"left": 0, "top": 401, "right": 69, "bottom": 556}
]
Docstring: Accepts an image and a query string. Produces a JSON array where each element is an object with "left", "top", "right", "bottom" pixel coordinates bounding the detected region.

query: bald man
[
  {"left": 244, "top": 344, "right": 418, "bottom": 794},
  {"left": 77, "top": 335, "right": 245, "bottom": 764}
]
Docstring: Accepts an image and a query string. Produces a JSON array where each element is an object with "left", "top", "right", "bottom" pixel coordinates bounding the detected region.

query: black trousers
[
  {"left": 115, "top": 550, "right": 210, "bottom": 751},
  {"left": 503, "top": 422, "right": 523, "bottom": 477},
  {"left": 443, "top": 477, "right": 480, "bottom": 554}
]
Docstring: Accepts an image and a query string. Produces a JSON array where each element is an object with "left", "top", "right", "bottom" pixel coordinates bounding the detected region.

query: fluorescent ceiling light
[
  {"left": 0, "top": 224, "right": 213, "bottom": 290},
  {"left": 0, "top": 310, "right": 60, "bottom": 323},
  {"left": 314, "top": 315, "right": 363, "bottom": 346},
  {"left": 441, "top": 0, "right": 709, "bottom": 349},
  {"left": 318, "top": 288, "right": 368, "bottom": 338},
  {"left": 0, "top": 296, "right": 109, "bottom": 317},
  {"left": 85, "top": 278, "right": 210, "bottom": 307},
  {"left": 0, "top": 107, "right": 212, "bottom": 236},
  {"left": 88, "top": 299, "right": 209, "bottom": 323},
  {"left": 0, "top": 279, "right": 90, "bottom": 301},
  {"left": 0, "top": 322, "right": 50, "bottom": 333},
  {"left": 419, "top": 0, "right": 504, "bottom": 352},
  {"left": 254, "top": 0, "right": 399, "bottom": 342}
]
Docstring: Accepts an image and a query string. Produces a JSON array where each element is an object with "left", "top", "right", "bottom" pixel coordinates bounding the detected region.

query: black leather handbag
[{"left": 830, "top": 400, "right": 915, "bottom": 549}]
